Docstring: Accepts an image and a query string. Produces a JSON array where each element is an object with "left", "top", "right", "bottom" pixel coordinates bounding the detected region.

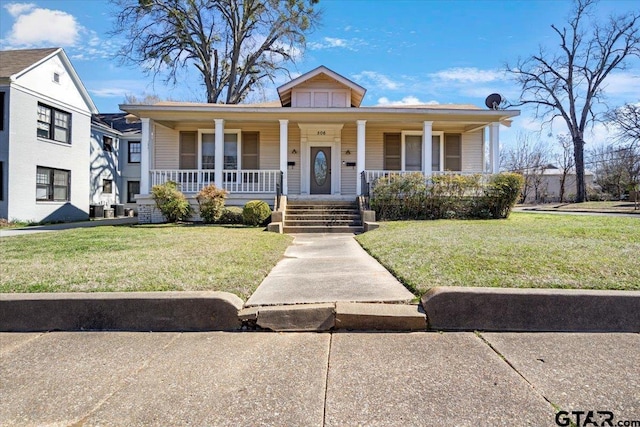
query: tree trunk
[{"left": 573, "top": 136, "right": 586, "bottom": 203}]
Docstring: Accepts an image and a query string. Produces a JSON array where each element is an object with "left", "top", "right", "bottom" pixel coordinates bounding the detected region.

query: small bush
[
  {"left": 481, "top": 172, "right": 524, "bottom": 219},
  {"left": 196, "top": 184, "right": 228, "bottom": 223},
  {"left": 217, "top": 206, "right": 244, "bottom": 224},
  {"left": 242, "top": 200, "right": 272, "bottom": 226},
  {"left": 150, "top": 181, "right": 191, "bottom": 223}
]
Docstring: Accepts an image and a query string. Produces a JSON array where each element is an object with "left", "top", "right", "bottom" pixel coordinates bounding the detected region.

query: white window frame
[
  {"left": 399, "top": 131, "right": 444, "bottom": 172},
  {"left": 197, "top": 129, "right": 242, "bottom": 169}
]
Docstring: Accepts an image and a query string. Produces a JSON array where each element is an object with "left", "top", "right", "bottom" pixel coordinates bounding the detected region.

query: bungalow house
[
  {"left": 0, "top": 48, "right": 98, "bottom": 223},
  {"left": 121, "top": 66, "right": 519, "bottom": 226},
  {"left": 90, "top": 113, "right": 142, "bottom": 213}
]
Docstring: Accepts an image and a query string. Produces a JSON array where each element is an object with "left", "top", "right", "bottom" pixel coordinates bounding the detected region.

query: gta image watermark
[{"left": 555, "top": 410, "right": 640, "bottom": 427}]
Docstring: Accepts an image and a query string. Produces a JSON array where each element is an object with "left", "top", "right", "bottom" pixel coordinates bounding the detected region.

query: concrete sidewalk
[
  {"left": 0, "top": 217, "right": 137, "bottom": 237},
  {"left": 245, "top": 233, "right": 415, "bottom": 307},
  {"left": 2, "top": 331, "right": 638, "bottom": 426}
]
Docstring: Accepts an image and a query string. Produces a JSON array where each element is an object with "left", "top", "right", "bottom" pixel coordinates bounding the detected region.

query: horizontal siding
[
  {"left": 287, "top": 126, "right": 301, "bottom": 194},
  {"left": 154, "top": 122, "right": 284, "bottom": 171},
  {"left": 364, "top": 124, "right": 421, "bottom": 170},
  {"left": 364, "top": 124, "right": 484, "bottom": 172},
  {"left": 341, "top": 122, "right": 357, "bottom": 194},
  {"left": 154, "top": 124, "right": 179, "bottom": 169}
]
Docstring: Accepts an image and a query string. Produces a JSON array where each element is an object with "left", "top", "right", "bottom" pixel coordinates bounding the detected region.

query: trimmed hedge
[
  {"left": 217, "top": 206, "right": 244, "bottom": 224},
  {"left": 242, "top": 200, "right": 272, "bottom": 226},
  {"left": 370, "top": 172, "right": 523, "bottom": 220}
]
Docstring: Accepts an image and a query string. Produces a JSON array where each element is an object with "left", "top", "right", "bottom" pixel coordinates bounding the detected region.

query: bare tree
[
  {"left": 502, "top": 132, "right": 551, "bottom": 203},
  {"left": 110, "top": 0, "right": 320, "bottom": 104},
  {"left": 555, "top": 134, "right": 575, "bottom": 202},
  {"left": 506, "top": 0, "right": 640, "bottom": 202},
  {"left": 123, "top": 93, "right": 165, "bottom": 105},
  {"left": 589, "top": 144, "right": 640, "bottom": 199},
  {"left": 606, "top": 103, "right": 640, "bottom": 147}
]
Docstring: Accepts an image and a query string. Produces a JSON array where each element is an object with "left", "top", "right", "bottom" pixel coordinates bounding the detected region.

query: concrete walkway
[
  {"left": 0, "top": 217, "right": 137, "bottom": 237},
  {"left": 245, "top": 233, "right": 414, "bottom": 307},
  {"left": 2, "top": 331, "right": 638, "bottom": 426}
]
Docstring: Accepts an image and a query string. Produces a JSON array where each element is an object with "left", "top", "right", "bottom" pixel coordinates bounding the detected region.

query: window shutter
[
  {"left": 384, "top": 133, "right": 401, "bottom": 170},
  {"left": 444, "top": 134, "right": 462, "bottom": 171},
  {"left": 241, "top": 132, "right": 259, "bottom": 169},
  {"left": 179, "top": 132, "right": 197, "bottom": 169}
]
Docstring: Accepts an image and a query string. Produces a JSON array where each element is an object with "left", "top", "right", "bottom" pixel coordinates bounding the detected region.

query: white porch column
[
  {"left": 214, "top": 119, "right": 224, "bottom": 187},
  {"left": 140, "top": 118, "right": 153, "bottom": 194},
  {"left": 489, "top": 122, "right": 500, "bottom": 174},
  {"left": 279, "top": 119, "right": 289, "bottom": 195},
  {"left": 356, "top": 120, "right": 366, "bottom": 195},
  {"left": 422, "top": 121, "right": 433, "bottom": 176}
]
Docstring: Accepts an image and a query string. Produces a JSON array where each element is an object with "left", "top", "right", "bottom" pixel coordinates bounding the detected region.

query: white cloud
[
  {"left": 353, "top": 71, "right": 401, "bottom": 91},
  {"left": 2, "top": 4, "right": 81, "bottom": 47},
  {"left": 4, "top": 2, "right": 35, "bottom": 17},
  {"left": 308, "top": 37, "right": 362, "bottom": 51},
  {"left": 377, "top": 96, "right": 438, "bottom": 106},
  {"left": 430, "top": 67, "right": 504, "bottom": 84},
  {"left": 601, "top": 72, "right": 640, "bottom": 100}
]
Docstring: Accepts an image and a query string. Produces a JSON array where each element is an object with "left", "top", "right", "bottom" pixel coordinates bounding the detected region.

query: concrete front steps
[
  {"left": 283, "top": 200, "right": 363, "bottom": 233},
  {"left": 239, "top": 302, "right": 427, "bottom": 332}
]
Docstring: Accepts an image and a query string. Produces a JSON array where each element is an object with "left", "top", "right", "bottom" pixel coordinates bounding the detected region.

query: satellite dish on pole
[{"left": 485, "top": 93, "right": 504, "bottom": 110}]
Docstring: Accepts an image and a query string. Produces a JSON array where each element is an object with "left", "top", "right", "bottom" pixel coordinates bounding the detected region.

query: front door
[{"left": 310, "top": 147, "right": 331, "bottom": 194}]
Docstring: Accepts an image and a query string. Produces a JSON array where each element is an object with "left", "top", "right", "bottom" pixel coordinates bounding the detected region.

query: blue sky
[{"left": 1, "top": 0, "right": 639, "bottom": 149}]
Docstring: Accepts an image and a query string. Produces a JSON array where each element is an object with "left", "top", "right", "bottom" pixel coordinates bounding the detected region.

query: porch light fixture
[
  {"left": 345, "top": 149, "right": 351, "bottom": 155},
  {"left": 291, "top": 149, "right": 297, "bottom": 154}
]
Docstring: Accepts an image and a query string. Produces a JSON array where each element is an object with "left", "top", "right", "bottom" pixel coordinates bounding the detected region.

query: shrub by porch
[{"left": 370, "top": 172, "right": 523, "bottom": 220}]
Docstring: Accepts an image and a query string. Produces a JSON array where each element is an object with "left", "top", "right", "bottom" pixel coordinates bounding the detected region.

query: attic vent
[{"left": 53, "top": 72, "right": 60, "bottom": 83}]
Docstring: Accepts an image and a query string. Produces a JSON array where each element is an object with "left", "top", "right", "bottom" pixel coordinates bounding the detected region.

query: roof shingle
[{"left": 0, "top": 47, "right": 60, "bottom": 78}]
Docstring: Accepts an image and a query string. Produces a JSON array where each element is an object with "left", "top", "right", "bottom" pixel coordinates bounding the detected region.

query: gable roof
[
  {"left": 277, "top": 66, "right": 367, "bottom": 107},
  {"left": 0, "top": 47, "right": 98, "bottom": 114},
  {"left": 0, "top": 47, "right": 60, "bottom": 79}
]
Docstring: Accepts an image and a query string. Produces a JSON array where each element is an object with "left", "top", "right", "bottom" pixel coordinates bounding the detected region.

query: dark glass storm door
[{"left": 310, "top": 147, "right": 331, "bottom": 194}]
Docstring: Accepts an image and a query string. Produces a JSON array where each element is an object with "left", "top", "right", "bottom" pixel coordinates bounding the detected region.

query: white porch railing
[
  {"left": 150, "top": 169, "right": 281, "bottom": 193},
  {"left": 361, "top": 170, "right": 492, "bottom": 196},
  {"left": 364, "top": 170, "right": 488, "bottom": 181}
]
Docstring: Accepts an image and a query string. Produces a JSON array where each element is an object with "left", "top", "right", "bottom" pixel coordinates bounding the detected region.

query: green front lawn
[
  {"left": 355, "top": 213, "right": 640, "bottom": 295},
  {"left": 0, "top": 225, "right": 293, "bottom": 299}
]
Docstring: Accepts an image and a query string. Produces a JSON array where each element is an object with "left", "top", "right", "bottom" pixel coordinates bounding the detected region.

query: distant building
[
  {"left": 90, "top": 113, "right": 141, "bottom": 212},
  {"left": 523, "top": 166, "right": 595, "bottom": 203}
]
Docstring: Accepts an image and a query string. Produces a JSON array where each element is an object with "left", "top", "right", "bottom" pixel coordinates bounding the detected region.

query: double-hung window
[
  {"left": 127, "top": 181, "right": 140, "bottom": 203},
  {"left": 36, "top": 166, "right": 70, "bottom": 201},
  {"left": 128, "top": 141, "right": 141, "bottom": 163},
  {"left": 192, "top": 130, "right": 242, "bottom": 170},
  {"left": 37, "top": 103, "right": 71, "bottom": 144}
]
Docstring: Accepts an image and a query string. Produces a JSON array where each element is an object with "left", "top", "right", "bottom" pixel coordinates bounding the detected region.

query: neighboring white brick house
[
  {"left": 90, "top": 113, "right": 142, "bottom": 212},
  {"left": 0, "top": 48, "right": 98, "bottom": 223}
]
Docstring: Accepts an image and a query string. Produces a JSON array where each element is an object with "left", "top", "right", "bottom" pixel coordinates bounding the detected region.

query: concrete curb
[
  {"left": 239, "top": 302, "right": 427, "bottom": 332},
  {"left": 0, "top": 292, "right": 244, "bottom": 332},
  {"left": 421, "top": 287, "right": 640, "bottom": 332}
]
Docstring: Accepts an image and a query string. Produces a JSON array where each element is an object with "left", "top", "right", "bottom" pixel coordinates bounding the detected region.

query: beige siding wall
[
  {"left": 153, "top": 121, "right": 284, "bottom": 170},
  {"left": 364, "top": 124, "right": 422, "bottom": 170},
  {"left": 341, "top": 122, "right": 357, "bottom": 194},
  {"left": 287, "top": 126, "right": 301, "bottom": 194},
  {"left": 363, "top": 124, "right": 484, "bottom": 172},
  {"left": 154, "top": 124, "right": 179, "bottom": 169}
]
